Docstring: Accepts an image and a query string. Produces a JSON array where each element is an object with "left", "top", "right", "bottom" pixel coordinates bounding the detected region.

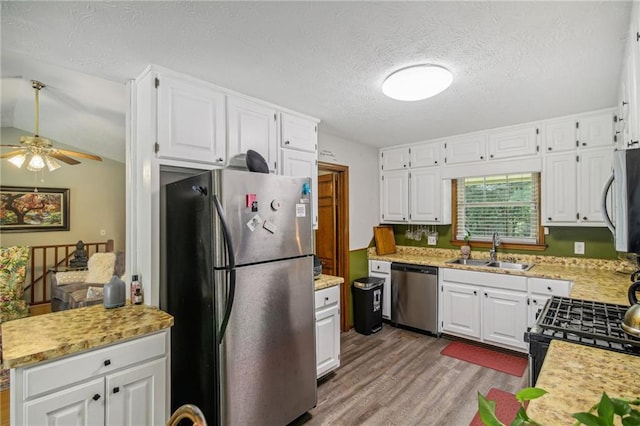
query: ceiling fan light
[
  {"left": 382, "top": 64, "right": 453, "bottom": 101},
  {"left": 27, "top": 153, "right": 45, "bottom": 171},
  {"left": 45, "top": 156, "right": 62, "bottom": 171},
  {"left": 8, "top": 153, "right": 27, "bottom": 168}
]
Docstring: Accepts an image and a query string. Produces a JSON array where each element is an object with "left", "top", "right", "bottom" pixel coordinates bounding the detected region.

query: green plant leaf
[
  {"left": 611, "top": 398, "right": 632, "bottom": 416},
  {"left": 597, "top": 392, "right": 615, "bottom": 426},
  {"left": 510, "top": 418, "right": 525, "bottom": 426},
  {"left": 478, "top": 391, "right": 505, "bottom": 426},
  {"left": 572, "top": 412, "right": 605, "bottom": 426},
  {"left": 515, "top": 387, "right": 548, "bottom": 403}
]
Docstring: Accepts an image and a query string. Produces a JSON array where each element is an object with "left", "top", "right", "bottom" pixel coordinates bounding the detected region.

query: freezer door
[
  {"left": 219, "top": 256, "right": 317, "bottom": 425},
  {"left": 214, "top": 169, "right": 313, "bottom": 267}
]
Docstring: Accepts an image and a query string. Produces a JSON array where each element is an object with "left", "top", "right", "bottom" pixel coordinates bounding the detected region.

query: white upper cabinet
[
  {"left": 445, "top": 134, "right": 488, "bottom": 164},
  {"left": 156, "top": 73, "right": 226, "bottom": 165},
  {"left": 488, "top": 125, "right": 539, "bottom": 160},
  {"left": 618, "top": 2, "right": 640, "bottom": 150},
  {"left": 411, "top": 141, "right": 443, "bottom": 167},
  {"left": 578, "top": 113, "right": 614, "bottom": 148},
  {"left": 544, "top": 120, "right": 577, "bottom": 153},
  {"left": 543, "top": 153, "right": 578, "bottom": 224},
  {"left": 542, "top": 147, "right": 612, "bottom": 226},
  {"left": 544, "top": 111, "right": 614, "bottom": 153},
  {"left": 227, "top": 96, "right": 278, "bottom": 172},
  {"left": 409, "top": 168, "right": 442, "bottom": 222},
  {"left": 380, "top": 146, "right": 410, "bottom": 170},
  {"left": 281, "top": 113, "right": 318, "bottom": 153},
  {"left": 380, "top": 170, "right": 409, "bottom": 222}
]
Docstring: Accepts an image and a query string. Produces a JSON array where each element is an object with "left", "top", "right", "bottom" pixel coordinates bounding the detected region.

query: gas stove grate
[{"left": 537, "top": 296, "right": 640, "bottom": 349}]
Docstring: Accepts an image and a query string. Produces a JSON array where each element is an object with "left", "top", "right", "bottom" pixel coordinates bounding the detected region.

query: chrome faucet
[{"left": 489, "top": 232, "right": 501, "bottom": 262}]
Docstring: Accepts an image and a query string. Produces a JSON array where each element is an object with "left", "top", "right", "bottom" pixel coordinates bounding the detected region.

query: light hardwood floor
[{"left": 295, "top": 325, "right": 528, "bottom": 425}]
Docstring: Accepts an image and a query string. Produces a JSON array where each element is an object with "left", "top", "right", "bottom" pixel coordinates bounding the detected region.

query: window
[{"left": 455, "top": 173, "right": 541, "bottom": 245}]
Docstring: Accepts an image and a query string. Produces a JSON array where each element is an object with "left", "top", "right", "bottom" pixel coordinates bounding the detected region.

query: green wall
[
  {"left": 392, "top": 224, "right": 618, "bottom": 259},
  {"left": 347, "top": 248, "right": 370, "bottom": 325}
]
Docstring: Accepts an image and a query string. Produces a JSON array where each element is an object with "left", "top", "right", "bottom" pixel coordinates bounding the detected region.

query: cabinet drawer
[
  {"left": 22, "top": 331, "right": 167, "bottom": 400},
  {"left": 315, "top": 285, "right": 340, "bottom": 310},
  {"left": 442, "top": 268, "right": 527, "bottom": 292},
  {"left": 528, "top": 278, "right": 572, "bottom": 296},
  {"left": 369, "top": 260, "right": 391, "bottom": 274}
]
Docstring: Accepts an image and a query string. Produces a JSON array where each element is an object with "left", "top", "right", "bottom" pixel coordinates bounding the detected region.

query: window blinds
[{"left": 456, "top": 173, "right": 539, "bottom": 244}]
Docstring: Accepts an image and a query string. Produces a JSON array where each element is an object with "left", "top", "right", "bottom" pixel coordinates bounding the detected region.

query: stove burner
[{"left": 535, "top": 296, "right": 640, "bottom": 350}]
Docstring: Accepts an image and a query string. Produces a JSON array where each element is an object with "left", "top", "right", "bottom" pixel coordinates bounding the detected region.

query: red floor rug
[
  {"left": 469, "top": 388, "right": 525, "bottom": 426},
  {"left": 440, "top": 341, "right": 528, "bottom": 377}
]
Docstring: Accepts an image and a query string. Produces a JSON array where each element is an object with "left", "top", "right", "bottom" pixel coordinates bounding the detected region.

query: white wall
[
  {"left": 0, "top": 127, "right": 126, "bottom": 250},
  {"left": 317, "top": 131, "right": 379, "bottom": 250}
]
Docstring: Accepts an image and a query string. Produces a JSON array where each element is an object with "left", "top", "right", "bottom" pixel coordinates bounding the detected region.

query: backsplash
[{"left": 391, "top": 224, "right": 620, "bottom": 260}]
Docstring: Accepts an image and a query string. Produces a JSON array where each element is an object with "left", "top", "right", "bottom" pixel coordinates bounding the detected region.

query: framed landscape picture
[{"left": 0, "top": 186, "right": 70, "bottom": 232}]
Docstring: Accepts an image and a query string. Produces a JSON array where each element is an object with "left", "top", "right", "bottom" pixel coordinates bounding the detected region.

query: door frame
[{"left": 317, "top": 161, "right": 351, "bottom": 331}]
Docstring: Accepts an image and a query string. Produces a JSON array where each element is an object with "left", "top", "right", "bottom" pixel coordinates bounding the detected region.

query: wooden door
[{"left": 316, "top": 173, "right": 338, "bottom": 275}]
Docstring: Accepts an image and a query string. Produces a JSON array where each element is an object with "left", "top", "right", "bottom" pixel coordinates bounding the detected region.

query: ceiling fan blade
[
  {"left": 0, "top": 144, "right": 25, "bottom": 149},
  {"left": 54, "top": 149, "right": 102, "bottom": 161},
  {"left": 0, "top": 150, "right": 24, "bottom": 159},
  {"left": 48, "top": 152, "right": 81, "bottom": 165}
]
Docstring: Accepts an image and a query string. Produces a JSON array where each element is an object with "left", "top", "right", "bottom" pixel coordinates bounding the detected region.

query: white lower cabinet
[
  {"left": 12, "top": 331, "right": 169, "bottom": 426},
  {"left": 440, "top": 268, "right": 574, "bottom": 353},
  {"left": 440, "top": 268, "right": 528, "bottom": 352},
  {"left": 441, "top": 282, "right": 481, "bottom": 339},
  {"left": 368, "top": 260, "right": 391, "bottom": 319},
  {"left": 481, "top": 288, "right": 528, "bottom": 350},
  {"left": 315, "top": 285, "right": 340, "bottom": 378}
]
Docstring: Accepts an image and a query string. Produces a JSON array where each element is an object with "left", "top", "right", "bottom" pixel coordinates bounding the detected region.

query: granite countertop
[
  {"left": 369, "top": 246, "right": 633, "bottom": 305},
  {"left": 1, "top": 303, "right": 174, "bottom": 370},
  {"left": 527, "top": 340, "right": 640, "bottom": 424},
  {"left": 315, "top": 274, "right": 344, "bottom": 291}
]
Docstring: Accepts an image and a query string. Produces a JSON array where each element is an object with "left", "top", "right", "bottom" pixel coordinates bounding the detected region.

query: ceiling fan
[{"left": 0, "top": 80, "right": 102, "bottom": 171}]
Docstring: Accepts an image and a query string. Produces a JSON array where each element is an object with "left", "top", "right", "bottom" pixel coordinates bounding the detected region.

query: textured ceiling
[{"left": 0, "top": 1, "right": 633, "bottom": 163}]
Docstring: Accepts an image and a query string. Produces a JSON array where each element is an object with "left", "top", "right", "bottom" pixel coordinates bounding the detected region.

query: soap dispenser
[{"left": 103, "top": 275, "right": 126, "bottom": 308}]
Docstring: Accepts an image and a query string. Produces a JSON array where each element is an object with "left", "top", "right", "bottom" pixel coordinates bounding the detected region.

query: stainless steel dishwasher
[{"left": 391, "top": 263, "right": 438, "bottom": 334}]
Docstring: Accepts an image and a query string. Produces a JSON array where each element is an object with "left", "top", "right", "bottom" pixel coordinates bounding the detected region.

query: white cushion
[
  {"left": 85, "top": 253, "right": 116, "bottom": 284},
  {"left": 55, "top": 270, "right": 89, "bottom": 285}
]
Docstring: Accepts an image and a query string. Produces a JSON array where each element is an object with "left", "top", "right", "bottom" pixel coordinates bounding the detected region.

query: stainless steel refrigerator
[{"left": 162, "top": 169, "right": 316, "bottom": 425}]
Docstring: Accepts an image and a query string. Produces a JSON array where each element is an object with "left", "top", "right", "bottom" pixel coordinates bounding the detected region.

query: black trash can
[{"left": 351, "top": 276, "right": 384, "bottom": 335}]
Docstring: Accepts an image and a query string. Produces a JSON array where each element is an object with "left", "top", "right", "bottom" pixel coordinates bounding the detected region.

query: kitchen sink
[
  {"left": 445, "top": 258, "right": 534, "bottom": 271},
  {"left": 485, "top": 261, "right": 534, "bottom": 271},
  {"left": 445, "top": 258, "right": 491, "bottom": 266}
]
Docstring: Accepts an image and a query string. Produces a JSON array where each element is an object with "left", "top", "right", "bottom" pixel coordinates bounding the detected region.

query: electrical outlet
[
  {"left": 100, "top": 229, "right": 106, "bottom": 236},
  {"left": 544, "top": 227, "right": 549, "bottom": 235},
  {"left": 427, "top": 235, "right": 437, "bottom": 245},
  {"left": 574, "top": 241, "right": 585, "bottom": 255}
]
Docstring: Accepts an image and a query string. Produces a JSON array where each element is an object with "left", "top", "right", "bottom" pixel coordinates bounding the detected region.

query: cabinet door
[
  {"left": 280, "top": 149, "right": 318, "bottom": 228},
  {"left": 441, "top": 282, "right": 481, "bottom": 339},
  {"left": 544, "top": 120, "right": 577, "bottom": 153},
  {"left": 488, "top": 126, "right": 538, "bottom": 160},
  {"left": 409, "top": 168, "right": 441, "bottom": 222},
  {"left": 315, "top": 303, "right": 340, "bottom": 378},
  {"left": 105, "top": 358, "right": 167, "bottom": 426},
  {"left": 410, "top": 142, "right": 442, "bottom": 167},
  {"left": 24, "top": 378, "right": 105, "bottom": 426},
  {"left": 227, "top": 97, "right": 278, "bottom": 172},
  {"left": 380, "top": 170, "right": 409, "bottom": 222},
  {"left": 578, "top": 148, "right": 613, "bottom": 224},
  {"left": 577, "top": 113, "right": 614, "bottom": 148},
  {"left": 281, "top": 113, "right": 317, "bottom": 152},
  {"left": 481, "top": 288, "right": 528, "bottom": 350},
  {"left": 445, "top": 134, "right": 487, "bottom": 164},
  {"left": 380, "top": 147, "right": 410, "bottom": 171},
  {"left": 157, "top": 74, "right": 226, "bottom": 165},
  {"left": 542, "top": 153, "right": 577, "bottom": 225}
]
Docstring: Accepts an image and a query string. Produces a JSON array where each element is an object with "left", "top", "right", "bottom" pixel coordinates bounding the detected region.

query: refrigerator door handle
[
  {"left": 213, "top": 195, "right": 237, "bottom": 344},
  {"left": 601, "top": 172, "right": 615, "bottom": 236}
]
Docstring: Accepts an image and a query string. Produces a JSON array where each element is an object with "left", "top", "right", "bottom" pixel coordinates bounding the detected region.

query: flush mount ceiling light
[
  {"left": 0, "top": 80, "right": 103, "bottom": 173},
  {"left": 382, "top": 64, "right": 453, "bottom": 101}
]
